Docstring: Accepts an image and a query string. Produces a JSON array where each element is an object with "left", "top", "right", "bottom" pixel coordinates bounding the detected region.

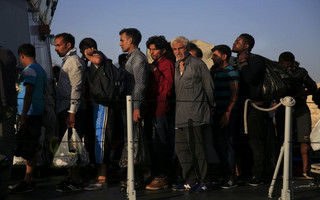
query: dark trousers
[
  {"left": 213, "top": 114, "right": 238, "bottom": 180},
  {"left": 175, "top": 125, "right": 209, "bottom": 183},
  {"left": 247, "top": 108, "right": 268, "bottom": 178},
  {"left": 145, "top": 114, "right": 171, "bottom": 177}
]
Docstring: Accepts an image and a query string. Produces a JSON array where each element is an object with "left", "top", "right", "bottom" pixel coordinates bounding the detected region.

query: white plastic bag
[
  {"left": 53, "top": 128, "right": 89, "bottom": 168},
  {"left": 310, "top": 119, "right": 320, "bottom": 151}
]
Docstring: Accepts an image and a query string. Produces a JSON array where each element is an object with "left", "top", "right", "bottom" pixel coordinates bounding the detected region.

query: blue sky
[{"left": 50, "top": 0, "right": 320, "bottom": 82}]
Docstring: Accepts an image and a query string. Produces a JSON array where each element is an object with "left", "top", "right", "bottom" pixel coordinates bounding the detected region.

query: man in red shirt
[{"left": 145, "top": 36, "right": 175, "bottom": 190}]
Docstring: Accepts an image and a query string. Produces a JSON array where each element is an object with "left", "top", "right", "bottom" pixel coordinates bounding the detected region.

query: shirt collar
[
  {"left": 62, "top": 48, "right": 77, "bottom": 61},
  {"left": 126, "top": 48, "right": 139, "bottom": 60}
]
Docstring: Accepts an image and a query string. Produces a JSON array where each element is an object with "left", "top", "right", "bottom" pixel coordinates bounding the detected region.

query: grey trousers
[{"left": 175, "top": 124, "right": 209, "bottom": 183}]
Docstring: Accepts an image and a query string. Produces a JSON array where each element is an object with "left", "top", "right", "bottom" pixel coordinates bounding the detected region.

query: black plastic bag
[
  {"left": 119, "top": 121, "right": 151, "bottom": 168},
  {"left": 258, "top": 55, "right": 293, "bottom": 100}
]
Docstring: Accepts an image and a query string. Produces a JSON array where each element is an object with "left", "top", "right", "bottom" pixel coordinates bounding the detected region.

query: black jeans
[{"left": 247, "top": 108, "right": 268, "bottom": 178}]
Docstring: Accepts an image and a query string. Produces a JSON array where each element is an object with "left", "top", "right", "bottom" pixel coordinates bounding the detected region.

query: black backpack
[
  {"left": 88, "top": 57, "right": 126, "bottom": 106},
  {"left": 256, "top": 55, "right": 295, "bottom": 101}
]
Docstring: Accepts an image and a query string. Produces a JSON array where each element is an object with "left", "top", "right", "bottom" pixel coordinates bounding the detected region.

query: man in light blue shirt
[{"left": 10, "top": 44, "right": 47, "bottom": 193}]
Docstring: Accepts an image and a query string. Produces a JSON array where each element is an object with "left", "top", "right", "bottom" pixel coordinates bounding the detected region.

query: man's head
[
  {"left": 232, "top": 33, "right": 255, "bottom": 53},
  {"left": 211, "top": 45, "right": 231, "bottom": 67},
  {"left": 146, "top": 35, "right": 168, "bottom": 61},
  {"left": 54, "top": 33, "right": 75, "bottom": 57},
  {"left": 17, "top": 43, "right": 36, "bottom": 67},
  {"left": 119, "top": 28, "right": 142, "bottom": 53},
  {"left": 278, "top": 51, "right": 295, "bottom": 70},
  {"left": 171, "top": 36, "right": 189, "bottom": 61},
  {"left": 79, "top": 38, "right": 97, "bottom": 55},
  {"left": 188, "top": 43, "right": 203, "bottom": 58}
]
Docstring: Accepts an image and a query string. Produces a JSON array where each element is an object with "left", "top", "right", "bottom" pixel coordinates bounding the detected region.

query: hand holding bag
[{"left": 53, "top": 128, "right": 89, "bottom": 168}]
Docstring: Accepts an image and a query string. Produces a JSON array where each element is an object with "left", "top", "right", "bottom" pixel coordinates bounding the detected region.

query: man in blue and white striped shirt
[{"left": 211, "top": 44, "right": 239, "bottom": 189}]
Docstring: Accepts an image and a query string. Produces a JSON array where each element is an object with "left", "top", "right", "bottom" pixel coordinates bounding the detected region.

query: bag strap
[{"left": 0, "top": 63, "right": 7, "bottom": 106}]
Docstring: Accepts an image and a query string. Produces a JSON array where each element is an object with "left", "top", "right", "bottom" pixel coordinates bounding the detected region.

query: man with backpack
[
  {"left": 79, "top": 38, "right": 115, "bottom": 190},
  {"left": 232, "top": 33, "right": 268, "bottom": 186}
]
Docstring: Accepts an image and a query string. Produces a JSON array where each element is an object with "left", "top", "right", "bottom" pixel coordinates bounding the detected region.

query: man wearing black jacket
[
  {"left": 276, "top": 51, "right": 317, "bottom": 178},
  {"left": 232, "top": 33, "right": 267, "bottom": 186}
]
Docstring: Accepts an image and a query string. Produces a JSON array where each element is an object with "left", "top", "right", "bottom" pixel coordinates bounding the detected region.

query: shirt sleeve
[
  {"left": 199, "top": 61, "right": 215, "bottom": 109},
  {"left": 131, "top": 54, "right": 148, "bottom": 110},
  {"left": 153, "top": 59, "right": 174, "bottom": 97},
  {"left": 65, "top": 58, "right": 84, "bottom": 113}
]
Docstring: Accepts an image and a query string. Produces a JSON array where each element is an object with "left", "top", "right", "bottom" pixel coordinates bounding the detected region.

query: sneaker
[
  {"left": 9, "top": 181, "right": 35, "bottom": 193},
  {"left": 56, "top": 181, "right": 82, "bottom": 192},
  {"left": 84, "top": 182, "right": 108, "bottom": 191},
  {"left": 146, "top": 177, "right": 168, "bottom": 190},
  {"left": 190, "top": 182, "right": 212, "bottom": 193},
  {"left": 172, "top": 182, "right": 197, "bottom": 191},
  {"left": 247, "top": 177, "right": 263, "bottom": 186},
  {"left": 220, "top": 179, "right": 238, "bottom": 189}
]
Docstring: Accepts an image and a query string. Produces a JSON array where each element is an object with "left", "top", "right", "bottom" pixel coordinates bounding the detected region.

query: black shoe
[
  {"left": 56, "top": 181, "right": 82, "bottom": 192},
  {"left": 9, "top": 181, "right": 35, "bottom": 193},
  {"left": 220, "top": 179, "right": 238, "bottom": 189},
  {"left": 247, "top": 177, "right": 263, "bottom": 186}
]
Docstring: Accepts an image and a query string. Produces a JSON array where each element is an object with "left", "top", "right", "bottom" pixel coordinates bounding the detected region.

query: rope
[{"left": 244, "top": 97, "right": 296, "bottom": 134}]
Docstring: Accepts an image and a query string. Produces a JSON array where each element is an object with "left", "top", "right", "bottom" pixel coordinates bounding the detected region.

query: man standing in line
[
  {"left": 211, "top": 45, "right": 239, "bottom": 189},
  {"left": 171, "top": 36, "right": 215, "bottom": 192},
  {"left": 79, "top": 37, "right": 113, "bottom": 190},
  {"left": 54, "top": 33, "right": 86, "bottom": 192},
  {"left": 144, "top": 35, "right": 174, "bottom": 190},
  {"left": 119, "top": 28, "right": 149, "bottom": 189},
  {"left": 232, "top": 33, "right": 267, "bottom": 186},
  {"left": 276, "top": 51, "right": 317, "bottom": 178},
  {"left": 9, "top": 44, "right": 47, "bottom": 193},
  {"left": 0, "top": 45, "right": 17, "bottom": 199}
]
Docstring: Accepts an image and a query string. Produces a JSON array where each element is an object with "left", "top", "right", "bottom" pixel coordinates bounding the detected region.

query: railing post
[
  {"left": 126, "top": 95, "right": 136, "bottom": 200},
  {"left": 281, "top": 96, "right": 295, "bottom": 200}
]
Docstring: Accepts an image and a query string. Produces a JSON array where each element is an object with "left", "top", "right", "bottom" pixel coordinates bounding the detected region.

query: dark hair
[
  {"left": 211, "top": 45, "right": 232, "bottom": 61},
  {"left": 119, "top": 28, "right": 142, "bottom": 46},
  {"left": 118, "top": 53, "right": 128, "bottom": 69},
  {"left": 279, "top": 51, "right": 295, "bottom": 62},
  {"left": 146, "top": 35, "right": 168, "bottom": 50},
  {"left": 79, "top": 38, "right": 97, "bottom": 53},
  {"left": 55, "top": 32, "right": 75, "bottom": 48},
  {"left": 240, "top": 33, "right": 255, "bottom": 52},
  {"left": 188, "top": 43, "right": 203, "bottom": 58},
  {"left": 18, "top": 43, "right": 35, "bottom": 58}
]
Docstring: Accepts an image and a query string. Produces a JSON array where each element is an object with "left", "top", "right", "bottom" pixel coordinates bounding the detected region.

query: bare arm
[{"left": 21, "top": 84, "right": 33, "bottom": 125}]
